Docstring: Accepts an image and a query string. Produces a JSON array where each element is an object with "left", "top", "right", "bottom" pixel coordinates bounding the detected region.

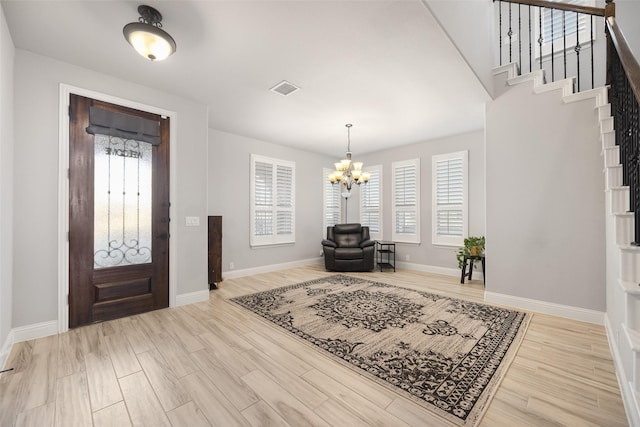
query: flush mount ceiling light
[{"left": 123, "top": 5, "right": 176, "bottom": 61}]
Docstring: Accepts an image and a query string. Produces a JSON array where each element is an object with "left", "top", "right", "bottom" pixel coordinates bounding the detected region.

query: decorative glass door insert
[{"left": 94, "top": 134, "right": 152, "bottom": 268}]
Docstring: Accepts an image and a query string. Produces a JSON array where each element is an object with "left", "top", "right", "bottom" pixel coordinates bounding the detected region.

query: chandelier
[{"left": 328, "top": 124, "right": 370, "bottom": 196}]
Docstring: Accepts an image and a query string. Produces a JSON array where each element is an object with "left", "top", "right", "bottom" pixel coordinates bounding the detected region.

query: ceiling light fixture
[
  {"left": 123, "top": 5, "right": 176, "bottom": 61},
  {"left": 328, "top": 124, "right": 370, "bottom": 198}
]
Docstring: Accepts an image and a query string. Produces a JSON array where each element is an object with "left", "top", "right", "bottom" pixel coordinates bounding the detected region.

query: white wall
[
  {"left": 12, "top": 50, "right": 208, "bottom": 328},
  {"left": 358, "top": 130, "right": 485, "bottom": 271},
  {"left": 425, "top": 0, "right": 494, "bottom": 97},
  {"left": 0, "top": 4, "right": 14, "bottom": 360},
  {"left": 486, "top": 78, "right": 605, "bottom": 312},
  {"left": 616, "top": 0, "right": 640, "bottom": 58},
  {"left": 208, "top": 128, "right": 335, "bottom": 275}
]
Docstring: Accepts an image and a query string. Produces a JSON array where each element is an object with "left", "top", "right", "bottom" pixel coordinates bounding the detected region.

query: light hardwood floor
[{"left": 0, "top": 264, "right": 629, "bottom": 426}]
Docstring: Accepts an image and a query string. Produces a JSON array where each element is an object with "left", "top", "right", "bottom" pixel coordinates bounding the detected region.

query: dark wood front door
[{"left": 69, "top": 94, "right": 170, "bottom": 328}]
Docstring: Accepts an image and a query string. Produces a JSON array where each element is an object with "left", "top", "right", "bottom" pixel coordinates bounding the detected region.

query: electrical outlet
[
  {"left": 185, "top": 216, "right": 200, "bottom": 227},
  {"left": 229, "top": 262, "right": 235, "bottom": 270}
]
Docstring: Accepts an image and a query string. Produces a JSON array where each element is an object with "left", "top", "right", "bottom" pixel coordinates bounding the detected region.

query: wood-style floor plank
[
  {"left": 119, "top": 371, "right": 171, "bottom": 427},
  {"left": 54, "top": 372, "right": 93, "bottom": 427},
  {"left": 0, "top": 264, "right": 629, "bottom": 426},
  {"left": 166, "top": 401, "right": 212, "bottom": 427},
  {"left": 14, "top": 401, "right": 55, "bottom": 427},
  {"left": 92, "top": 401, "right": 132, "bottom": 427},
  {"left": 84, "top": 349, "right": 122, "bottom": 411},
  {"left": 136, "top": 348, "right": 191, "bottom": 412},
  {"left": 241, "top": 369, "right": 331, "bottom": 427}
]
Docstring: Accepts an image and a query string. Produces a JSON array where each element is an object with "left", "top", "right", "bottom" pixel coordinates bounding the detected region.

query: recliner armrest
[
  {"left": 360, "top": 240, "right": 375, "bottom": 248},
  {"left": 322, "top": 240, "right": 338, "bottom": 248}
]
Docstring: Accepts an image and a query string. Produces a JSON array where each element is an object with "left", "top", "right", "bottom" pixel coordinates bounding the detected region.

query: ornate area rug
[{"left": 230, "top": 275, "right": 531, "bottom": 426}]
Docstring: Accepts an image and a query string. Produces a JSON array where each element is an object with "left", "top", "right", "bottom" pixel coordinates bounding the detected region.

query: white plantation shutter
[
  {"left": 251, "top": 155, "right": 295, "bottom": 246},
  {"left": 323, "top": 168, "right": 342, "bottom": 237},
  {"left": 536, "top": 0, "right": 595, "bottom": 58},
  {"left": 432, "top": 151, "right": 468, "bottom": 246},
  {"left": 253, "top": 161, "right": 273, "bottom": 237},
  {"left": 360, "top": 165, "right": 382, "bottom": 240},
  {"left": 392, "top": 159, "right": 420, "bottom": 243},
  {"left": 276, "top": 164, "right": 293, "bottom": 235}
]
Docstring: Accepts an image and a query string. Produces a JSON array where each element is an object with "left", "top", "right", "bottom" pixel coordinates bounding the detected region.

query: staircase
[{"left": 492, "top": 61, "right": 639, "bottom": 426}]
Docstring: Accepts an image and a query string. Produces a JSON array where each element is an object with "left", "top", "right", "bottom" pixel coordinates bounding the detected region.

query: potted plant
[{"left": 456, "top": 236, "right": 485, "bottom": 269}]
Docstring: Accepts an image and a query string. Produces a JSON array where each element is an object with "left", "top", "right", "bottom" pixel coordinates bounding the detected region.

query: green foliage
[{"left": 456, "top": 236, "right": 485, "bottom": 269}]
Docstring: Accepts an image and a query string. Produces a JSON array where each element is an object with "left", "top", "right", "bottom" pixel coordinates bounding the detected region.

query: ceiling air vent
[{"left": 270, "top": 80, "right": 300, "bottom": 96}]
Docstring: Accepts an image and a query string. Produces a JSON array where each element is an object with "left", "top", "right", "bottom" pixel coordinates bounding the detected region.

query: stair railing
[
  {"left": 605, "top": 1, "right": 640, "bottom": 244},
  {"left": 495, "top": 0, "right": 606, "bottom": 91}
]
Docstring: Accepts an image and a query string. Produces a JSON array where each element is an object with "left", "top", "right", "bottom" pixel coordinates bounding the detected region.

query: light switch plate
[{"left": 185, "top": 216, "right": 200, "bottom": 227}]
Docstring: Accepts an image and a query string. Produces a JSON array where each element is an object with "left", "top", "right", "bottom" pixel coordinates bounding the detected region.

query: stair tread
[
  {"left": 618, "top": 244, "right": 640, "bottom": 252},
  {"left": 623, "top": 324, "right": 640, "bottom": 351},
  {"left": 619, "top": 279, "right": 640, "bottom": 295}
]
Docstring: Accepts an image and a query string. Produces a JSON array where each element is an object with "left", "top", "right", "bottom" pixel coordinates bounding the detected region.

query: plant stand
[{"left": 460, "top": 255, "right": 485, "bottom": 285}]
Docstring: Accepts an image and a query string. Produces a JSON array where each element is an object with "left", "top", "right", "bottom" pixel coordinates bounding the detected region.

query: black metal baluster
[
  {"left": 508, "top": 2, "right": 513, "bottom": 63},
  {"left": 575, "top": 12, "right": 581, "bottom": 91},
  {"left": 632, "top": 91, "right": 640, "bottom": 243},
  {"left": 590, "top": 15, "right": 594, "bottom": 89},
  {"left": 551, "top": 9, "right": 555, "bottom": 81},
  {"left": 529, "top": 6, "right": 532, "bottom": 72},
  {"left": 518, "top": 4, "right": 522, "bottom": 71},
  {"left": 499, "top": 0, "right": 503, "bottom": 66},
  {"left": 538, "top": 7, "right": 543, "bottom": 70},
  {"left": 563, "top": 11, "right": 567, "bottom": 79}
]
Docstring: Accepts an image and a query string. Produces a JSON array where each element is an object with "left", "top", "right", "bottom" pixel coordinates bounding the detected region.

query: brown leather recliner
[{"left": 322, "top": 223, "right": 375, "bottom": 272}]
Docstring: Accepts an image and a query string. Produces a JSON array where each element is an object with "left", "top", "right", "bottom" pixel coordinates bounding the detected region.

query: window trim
[
  {"left": 250, "top": 154, "right": 295, "bottom": 247},
  {"left": 533, "top": 0, "right": 596, "bottom": 60},
  {"left": 322, "top": 167, "right": 342, "bottom": 239},
  {"left": 392, "top": 158, "right": 420, "bottom": 244},
  {"left": 432, "top": 151, "right": 468, "bottom": 247},
  {"left": 359, "top": 164, "right": 383, "bottom": 241}
]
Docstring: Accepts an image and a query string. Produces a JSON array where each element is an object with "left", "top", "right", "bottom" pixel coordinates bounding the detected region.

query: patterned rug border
[{"left": 228, "top": 274, "right": 532, "bottom": 427}]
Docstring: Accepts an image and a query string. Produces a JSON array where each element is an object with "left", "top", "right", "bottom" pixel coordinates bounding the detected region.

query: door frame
[{"left": 57, "top": 84, "right": 178, "bottom": 333}]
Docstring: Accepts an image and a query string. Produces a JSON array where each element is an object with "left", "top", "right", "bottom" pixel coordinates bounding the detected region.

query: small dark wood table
[{"left": 460, "top": 255, "right": 485, "bottom": 284}]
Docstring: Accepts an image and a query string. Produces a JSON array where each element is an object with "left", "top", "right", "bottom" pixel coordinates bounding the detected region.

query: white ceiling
[{"left": 1, "top": 0, "right": 491, "bottom": 157}]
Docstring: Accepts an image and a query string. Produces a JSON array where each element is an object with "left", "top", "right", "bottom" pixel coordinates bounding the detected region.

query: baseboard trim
[
  {"left": 175, "top": 289, "right": 210, "bottom": 307},
  {"left": 605, "top": 316, "right": 639, "bottom": 427},
  {"left": 12, "top": 321, "right": 58, "bottom": 343},
  {"left": 223, "top": 257, "right": 323, "bottom": 280},
  {"left": 397, "top": 262, "right": 458, "bottom": 277},
  {"left": 0, "top": 330, "right": 14, "bottom": 370},
  {"left": 484, "top": 291, "right": 605, "bottom": 325},
  {"left": 397, "top": 261, "right": 484, "bottom": 281}
]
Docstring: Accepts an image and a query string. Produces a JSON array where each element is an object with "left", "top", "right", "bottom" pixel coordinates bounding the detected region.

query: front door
[{"left": 68, "top": 94, "right": 170, "bottom": 328}]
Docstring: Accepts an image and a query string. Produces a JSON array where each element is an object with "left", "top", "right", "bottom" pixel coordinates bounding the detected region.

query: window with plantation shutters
[
  {"left": 359, "top": 165, "right": 382, "bottom": 241},
  {"left": 323, "top": 168, "right": 342, "bottom": 238},
  {"left": 534, "top": 0, "right": 595, "bottom": 59},
  {"left": 432, "top": 151, "right": 468, "bottom": 246},
  {"left": 392, "top": 159, "right": 420, "bottom": 244},
  {"left": 250, "top": 154, "right": 295, "bottom": 246}
]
